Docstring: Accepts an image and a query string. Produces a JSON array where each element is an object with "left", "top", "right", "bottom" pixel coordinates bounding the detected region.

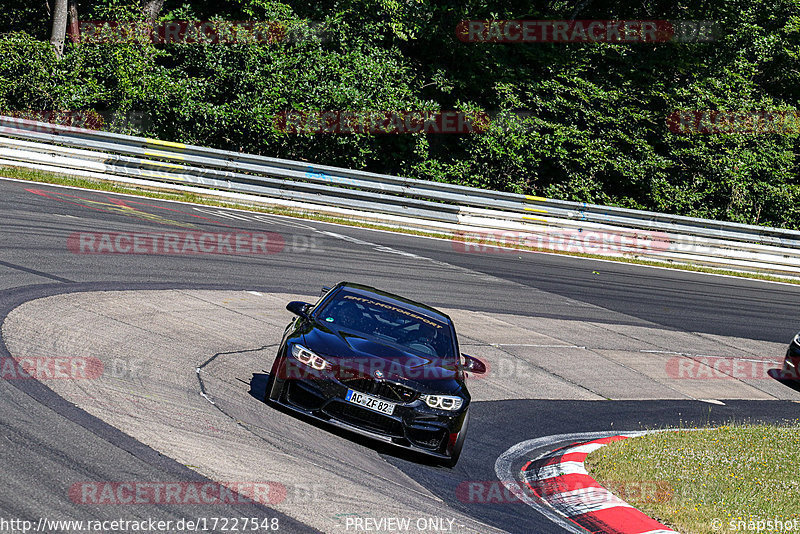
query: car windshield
[{"left": 316, "top": 291, "right": 456, "bottom": 360}]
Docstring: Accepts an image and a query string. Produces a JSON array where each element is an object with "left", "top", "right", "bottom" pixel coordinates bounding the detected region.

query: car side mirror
[
  {"left": 286, "top": 301, "right": 311, "bottom": 319},
  {"left": 461, "top": 354, "right": 486, "bottom": 374}
]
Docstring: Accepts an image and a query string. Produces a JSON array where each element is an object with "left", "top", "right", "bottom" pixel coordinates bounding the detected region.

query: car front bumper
[{"left": 269, "top": 360, "right": 467, "bottom": 458}]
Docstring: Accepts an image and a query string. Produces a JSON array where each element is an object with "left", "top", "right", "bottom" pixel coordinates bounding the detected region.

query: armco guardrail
[{"left": 1, "top": 114, "right": 800, "bottom": 276}]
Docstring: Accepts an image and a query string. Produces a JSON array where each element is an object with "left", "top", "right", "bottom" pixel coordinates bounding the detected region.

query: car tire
[
  {"left": 444, "top": 409, "right": 469, "bottom": 468},
  {"left": 263, "top": 372, "right": 275, "bottom": 402},
  {"left": 264, "top": 354, "right": 284, "bottom": 403}
]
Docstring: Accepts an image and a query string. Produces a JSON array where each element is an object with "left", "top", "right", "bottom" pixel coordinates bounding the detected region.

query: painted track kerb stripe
[
  {"left": 543, "top": 487, "right": 633, "bottom": 516},
  {"left": 495, "top": 431, "right": 643, "bottom": 534},
  {"left": 535, "top": 461, "right": 589, "bottom": 479},
  {"left": 495, "top": 431, "right": 681, "bottom": 534},
  {"left": 528, "top": 435, "right": 677, "bottom": 533}
]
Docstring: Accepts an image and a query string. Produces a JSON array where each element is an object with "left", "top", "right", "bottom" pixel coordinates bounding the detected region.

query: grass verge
[
  {"left": 585, "top": 423, "right": 800, "bottom": 534},
  {"left": 3, "top": 164, "right": 800, "bottom": 286}
]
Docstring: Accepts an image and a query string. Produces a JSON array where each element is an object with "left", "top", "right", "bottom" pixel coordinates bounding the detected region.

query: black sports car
[
  {"left": 780, "top": 331, "right": 800, "bottom": 379},
  {"left": 265, "top": 282, "right": 486, "bottom": 466}
]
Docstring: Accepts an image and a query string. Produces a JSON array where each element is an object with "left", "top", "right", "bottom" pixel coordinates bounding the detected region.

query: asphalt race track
[{"left": 1, "top": 176, "right": 799, "bottom": 533}]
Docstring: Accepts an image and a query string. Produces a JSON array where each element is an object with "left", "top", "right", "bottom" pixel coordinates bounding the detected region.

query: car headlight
[
  {"left": 291, "top": 345, "right": 332, "bottom": 371},
  {"left": 793, "top": 333, "right": 800, "bottom": 347},
  {"left": 420, "top": 394, "right": 463, "bottom": 411}
]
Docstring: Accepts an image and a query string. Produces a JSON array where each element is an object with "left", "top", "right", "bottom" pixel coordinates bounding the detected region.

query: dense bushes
[{"left": 1, "top": 0, "right": 798, "bottom": 227}]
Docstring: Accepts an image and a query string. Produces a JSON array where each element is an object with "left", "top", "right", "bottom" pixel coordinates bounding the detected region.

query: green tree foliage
[{"left": 0, "top": 0, "right": 798, "bottom": 227}]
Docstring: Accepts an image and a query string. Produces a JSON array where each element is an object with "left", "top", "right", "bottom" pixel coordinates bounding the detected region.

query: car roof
[{"left": 335, "top": 282, "right": 452, "bottom": 325}]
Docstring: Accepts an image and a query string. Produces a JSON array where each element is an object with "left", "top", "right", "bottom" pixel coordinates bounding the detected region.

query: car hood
[{"left": 302, "top": 324, "right": 462, "bottom": 394}]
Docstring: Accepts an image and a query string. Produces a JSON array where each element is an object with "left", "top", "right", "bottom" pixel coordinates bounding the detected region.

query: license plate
[{"left": 345, "top": 389, "right": 396, "bottom": 415}]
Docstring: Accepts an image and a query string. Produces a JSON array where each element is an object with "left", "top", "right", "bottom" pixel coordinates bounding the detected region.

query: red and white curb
[
  {"left": 522, "top": 435, "right": 677, "bottom": 534},
  {"left": 495, "top": 431, "right": 678, "bottom": 534}
]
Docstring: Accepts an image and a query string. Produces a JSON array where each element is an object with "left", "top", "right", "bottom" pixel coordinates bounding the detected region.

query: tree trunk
[
  {"left": 67, "top": 0, "right": 79, "bottom": 43},
  {"left": 50, "top": 0, "right": 68, "bottom": 58},
  {"left": 141, "top": 0, "right": 165, "bottom": 21}
]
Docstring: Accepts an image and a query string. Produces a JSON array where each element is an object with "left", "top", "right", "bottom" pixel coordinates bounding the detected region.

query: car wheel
[{"left": 444, "top": 409, "right": 469, "bottom": 468}]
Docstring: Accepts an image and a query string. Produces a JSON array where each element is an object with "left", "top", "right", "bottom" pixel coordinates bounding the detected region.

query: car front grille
[
  {"left": 340, "top": 377, "right": 418, "bottom": 403},
  {"left": 324, "top": 402, "right": 404, "bottom": 437}
]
